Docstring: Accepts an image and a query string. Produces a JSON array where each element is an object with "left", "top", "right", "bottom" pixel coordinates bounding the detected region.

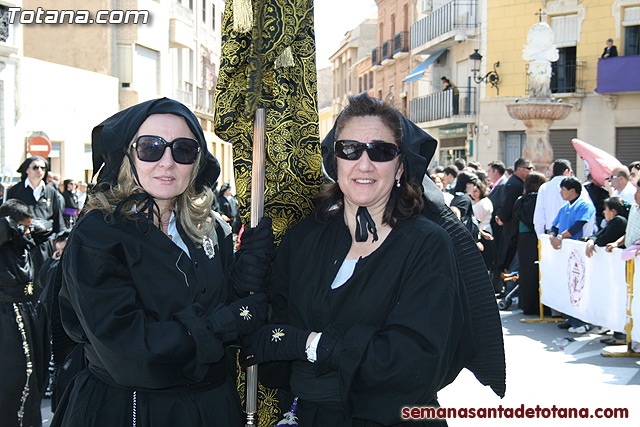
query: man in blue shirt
[
  {"left": 550, "top": 176, "right": 596, "bottom": 333},
  {"left": 550, "top": 177, "right": 596, "bottom": 246}
]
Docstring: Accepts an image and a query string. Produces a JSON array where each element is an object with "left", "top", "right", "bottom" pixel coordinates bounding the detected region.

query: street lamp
[{"left": 469, "top": 49, "right": 500, "bottom": 94}]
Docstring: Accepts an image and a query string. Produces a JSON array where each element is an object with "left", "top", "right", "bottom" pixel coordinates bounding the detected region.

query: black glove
[
  {"left": 232, "top": 217, "right": 276, "bottom": 294},
  {"left": 240, "top": 324, "right": 312, "bottom": 367},
  {"left": 224, "top": 293, "right": 269, "bottom": 337},
  {"left": 238, "top": 217, "right": 275, "bottom": 253},
  {"left": 31, "top": 219, "right": 53, "bottom": 245}
]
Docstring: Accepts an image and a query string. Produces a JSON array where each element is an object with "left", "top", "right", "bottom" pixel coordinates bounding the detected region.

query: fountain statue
[{"left": 506, "top": 22, "right": 573, "bottom": 171}]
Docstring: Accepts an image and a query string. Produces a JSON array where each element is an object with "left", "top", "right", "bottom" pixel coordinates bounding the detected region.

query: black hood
[
  {"left": 321, "top": 111, "right": 437, "bottom": 185},
  {"left": 91, "top": 97, "right": 219, "bottom": 192}
]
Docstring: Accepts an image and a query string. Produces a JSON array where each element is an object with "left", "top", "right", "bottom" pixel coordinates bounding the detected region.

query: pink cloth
[{"left": 621, "top": 243, "right": 640, "bottom": 261}]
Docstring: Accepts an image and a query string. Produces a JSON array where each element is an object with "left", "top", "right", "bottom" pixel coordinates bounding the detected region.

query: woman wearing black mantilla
[
  {"left": 51, "top": 98, "right": 274, "bottom": 426},
  {"left": 241, "top": 93, "right": 505, "bottom": 426}
]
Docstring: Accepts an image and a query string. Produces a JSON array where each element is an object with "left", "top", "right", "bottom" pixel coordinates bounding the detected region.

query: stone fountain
[{"left": 506, "top": 22, "right": 573, "bottom": 171}]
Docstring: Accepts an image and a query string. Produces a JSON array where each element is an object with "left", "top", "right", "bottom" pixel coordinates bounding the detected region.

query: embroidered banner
[
  {"left": 214, "top": 0, "right": 322, "bottom": 243},
  {"left": 539, "top": 236, "right": 628, "bottom": 331}
]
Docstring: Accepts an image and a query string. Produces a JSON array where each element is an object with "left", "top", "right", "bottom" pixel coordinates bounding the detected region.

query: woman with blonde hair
[{"left": 51, "top": 98, "right": 273, "bottom": 426}]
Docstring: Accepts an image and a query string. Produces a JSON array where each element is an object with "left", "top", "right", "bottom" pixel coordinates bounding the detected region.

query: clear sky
[{"left": 314, "top": 0, "right": 378, "bottom": 69}]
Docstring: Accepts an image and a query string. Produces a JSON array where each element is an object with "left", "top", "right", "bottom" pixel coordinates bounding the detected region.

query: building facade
[
  {"left": 20, "top": 0, "right": 233, "bottom": 185},
  {"left": 408, "top": 0, "right": 481, "bottom": 167},
  {"left": 329, "top": 18, "right": 377, "bottom": 122},
  {"left": 372, "top": 0, "right": 412, "bottom": 116},
  {"left": 476, "top": 0, "right": 640, "bottom": 174},
  {"left": 0, "top": 0, "right": 22, "bottom": 187}
]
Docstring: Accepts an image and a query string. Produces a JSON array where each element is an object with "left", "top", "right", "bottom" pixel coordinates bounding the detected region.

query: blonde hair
[{"left": 84, "top": 147, "right": 216, "bottom": 245}]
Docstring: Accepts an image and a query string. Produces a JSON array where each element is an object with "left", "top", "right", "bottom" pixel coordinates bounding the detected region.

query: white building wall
[
  {"left": 17, "top": 57, "right": 119, "bottom": 181},
  {"left": 0, "top": 0, "right": 22, "bottom": 185}
]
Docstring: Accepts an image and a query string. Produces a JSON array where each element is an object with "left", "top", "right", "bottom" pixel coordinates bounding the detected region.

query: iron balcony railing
[
  {"left": 524, "top": 60, "right": 586, "bottom": 95},
  {"left": 411, "top": 0, "right": 477, "bottom": 49},
  {"left": 409, "top": 86, "right": 477, "bottom": 123},
  {"left": 382, "top": 40, "right": 392, "bottom": 62},
  {"left": 394, "top": 31, "right": 410, "bottom": 56},
  {"left": 371, "top": 47, "right": 382, "bottom": 67}
]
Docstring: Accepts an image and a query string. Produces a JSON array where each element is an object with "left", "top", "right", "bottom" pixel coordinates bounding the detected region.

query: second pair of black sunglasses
[{"left": 334, "top": 140, "right": 401, "bottom": 162}]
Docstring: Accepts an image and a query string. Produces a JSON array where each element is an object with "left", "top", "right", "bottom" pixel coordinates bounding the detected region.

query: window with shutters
[
  {"left": 616, "top": 127, "right": 640, "bottom": 166},
  {"left": 549, "top": 129, "right": 577, "bottom": 172}
]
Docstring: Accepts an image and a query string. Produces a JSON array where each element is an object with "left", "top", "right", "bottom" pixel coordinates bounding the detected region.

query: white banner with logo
[{"left": 539, "top": 236, "right": 628, "bottom": 331}]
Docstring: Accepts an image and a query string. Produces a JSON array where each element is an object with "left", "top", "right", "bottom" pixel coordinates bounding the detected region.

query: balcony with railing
[
  {"left": 196, "top": 86, "right": 216, "bottom": 114},
  {"left": 409, "top": 86, "right": 476, "bottom": 124},
  {"left": 174, "top": 82, "right": 193, "bottom": 107},
  {"left": 411, "top": 0, "right": 477, "bottom": 55},
  {"left": 524, "top": 60, "right": 587, "bottom": 95},
  {"left": 595, "top": 56, "right": 640, "bottom": 94},
  {"left": 393, "top": 31, "right": 410, "bottom": 59},
  {"left": 371, "top": 47, "right": 383, "bottom": 70},
  {"left": 381, "top": 40, "right": 394, "bottom": 66}
]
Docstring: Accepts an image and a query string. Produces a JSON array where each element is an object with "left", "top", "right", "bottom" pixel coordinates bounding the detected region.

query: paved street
[
  {"left": 439, "top": 307, "right": 640, "bottom": 427},
  {"left": 42, "top": 306, "right": 640, "bottom": 427}
]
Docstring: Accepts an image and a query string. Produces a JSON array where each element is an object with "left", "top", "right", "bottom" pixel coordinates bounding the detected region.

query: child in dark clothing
[
  {"left": 585, "top": 197, "right": 629, "bottom": 258},
  {"left": 584, "top": 197, "right": 630, "bottom": 345},
  {"left": 0, "top": 199, "right": 46, "bottom": 427}
]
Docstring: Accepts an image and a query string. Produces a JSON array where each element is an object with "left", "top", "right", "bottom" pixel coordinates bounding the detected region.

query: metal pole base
[{"left": 244, "top": 411, "right": 257, "bottom": 426}]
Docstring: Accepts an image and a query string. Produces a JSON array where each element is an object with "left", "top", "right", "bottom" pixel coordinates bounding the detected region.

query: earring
[{"left": 396, "top": 178, "right": 401, "bottom": 188}]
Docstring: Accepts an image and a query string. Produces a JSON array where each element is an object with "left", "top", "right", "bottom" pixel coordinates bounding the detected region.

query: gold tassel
[
  {"left": 274, "top": 46, "right": 295, "bottom": 69},
  {"left": 233, "top": 0, "right": 253, "bottom": 33}
]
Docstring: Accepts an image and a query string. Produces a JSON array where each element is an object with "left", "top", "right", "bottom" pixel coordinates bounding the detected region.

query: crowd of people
[
  {"left": 429, "top": 156, "right": 640, "bottom": 346},
  {"left": 0, "top": 95, "right": 506, "bottom": 427}
]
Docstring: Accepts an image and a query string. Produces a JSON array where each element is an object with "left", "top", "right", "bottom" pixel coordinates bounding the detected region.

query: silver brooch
[
  {"left": 239, "top": 306, "right": 252, "bottom": 320},
  {"left": 271, "top": 328, "right": 285, "bottom": 342},
  {"left": 202, "top": 236, "right": 215, "bottom": 259}
]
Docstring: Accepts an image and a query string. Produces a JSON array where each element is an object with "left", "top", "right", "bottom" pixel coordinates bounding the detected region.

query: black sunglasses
[
  {"left": 31, "top": 165, "right": 46, "bottom": 171},
  {"left": 334, "top": 140, "right": 401, "bottom": 162},
  {"left": 520, "top": 166, "right": 534, "bottom": 170},
  {"left": 133, "top": 135, "right": 200, "bottom": 165}
]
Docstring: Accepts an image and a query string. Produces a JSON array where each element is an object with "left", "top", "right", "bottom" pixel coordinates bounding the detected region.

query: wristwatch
[{"left": 556, "top": 234, "right": 563, "bottom": 241}]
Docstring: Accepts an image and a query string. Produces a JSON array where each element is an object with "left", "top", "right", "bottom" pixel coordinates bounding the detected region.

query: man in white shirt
[
  {"left": 534, "top": 159, "right": 595, "bottom": 237},
  {"left": 534, "top": 159, "right": 572, "bottom": 236},
  {"left": 606, "top": 166, "right": 636, "bottom": 204}
]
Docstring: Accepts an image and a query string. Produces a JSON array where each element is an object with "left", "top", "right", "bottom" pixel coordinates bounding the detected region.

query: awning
[{"left": 406, "top": 49, "right": 448, "bottom": 83}]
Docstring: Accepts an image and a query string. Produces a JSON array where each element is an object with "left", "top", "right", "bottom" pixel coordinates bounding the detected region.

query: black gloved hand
[
  {"left": 239, "top": 324, "right": 312, "bottom": 367},
  {"left": 5, "top": 217, "right": 23, "bottom": 239},
  {"left": 226, "top": 293, "right": 269, "bottom": 337},
  {"left": 232, "top": 217, "right": 276, "bottom": 294},
  {"left": 238, "top": 217, "right": 276, "bottom": 253},
  {"left": 31, "top": 219, "right": 53, "bottom": 245}
]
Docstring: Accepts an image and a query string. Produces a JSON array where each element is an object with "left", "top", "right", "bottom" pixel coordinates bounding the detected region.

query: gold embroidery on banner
[{"left": 214, "top": 0, "right": 322, "bottom": 245}]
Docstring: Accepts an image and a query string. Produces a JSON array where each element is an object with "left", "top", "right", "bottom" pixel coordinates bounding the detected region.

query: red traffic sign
[{"left": 27, "top": 135, "right": 51, "bottom": 157}]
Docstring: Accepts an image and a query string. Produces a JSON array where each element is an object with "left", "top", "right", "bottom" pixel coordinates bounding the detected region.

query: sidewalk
[{"left": 439, "top": 304, "right": 640, "bottom": 426}]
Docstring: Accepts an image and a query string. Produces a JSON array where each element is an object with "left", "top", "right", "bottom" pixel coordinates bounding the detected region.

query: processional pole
[{"left": 245, "top": 107, "right": 266, "bottom": 426}]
